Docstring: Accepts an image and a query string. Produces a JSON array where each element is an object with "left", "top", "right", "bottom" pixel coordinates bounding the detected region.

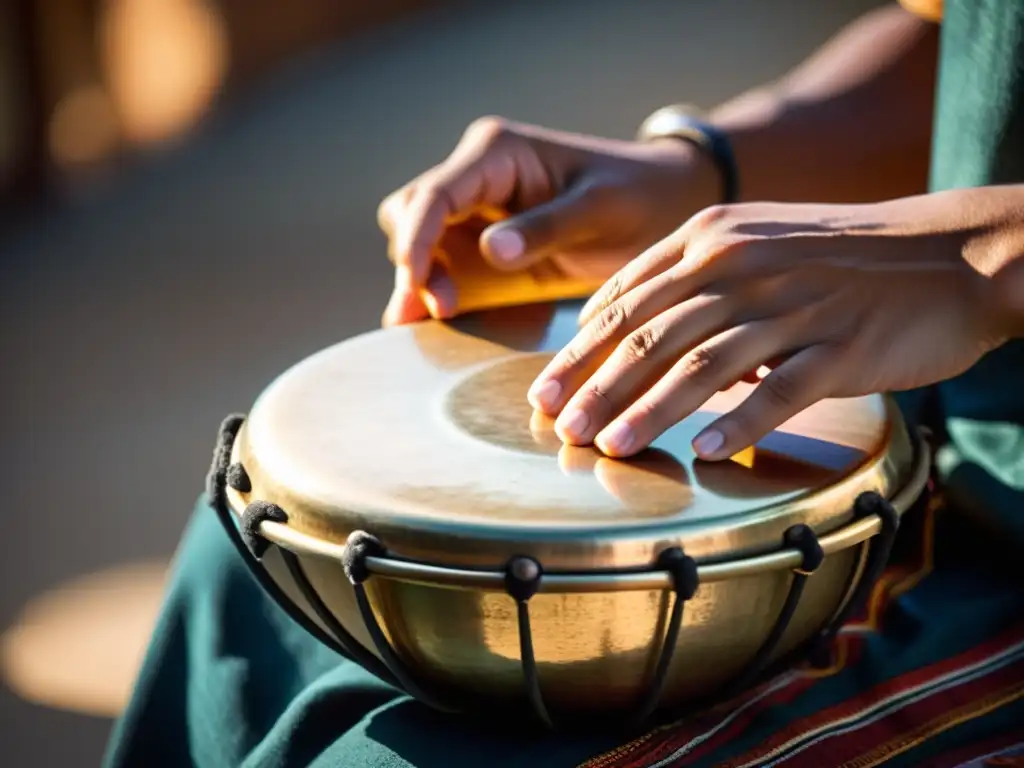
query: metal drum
[{"left": 207, "top": 300, "right": 931, "bottom": 729}]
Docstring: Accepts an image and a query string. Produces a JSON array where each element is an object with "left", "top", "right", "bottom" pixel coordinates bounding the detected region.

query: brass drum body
[{"left": 214, "top": 300, "right": 930, "bottom": 723}]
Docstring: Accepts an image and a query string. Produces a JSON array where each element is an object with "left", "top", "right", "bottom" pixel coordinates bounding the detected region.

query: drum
[{"left": 207, "top": 300, "right": 931, "bottom": 729}]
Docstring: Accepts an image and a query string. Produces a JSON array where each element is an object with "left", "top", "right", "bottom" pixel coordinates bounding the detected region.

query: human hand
[
  {"left": 527, "top": 188, "right": 1022, "bottom": 461},
  {"left": 376, "top": 116, "right": 718, "bottom": 325}
]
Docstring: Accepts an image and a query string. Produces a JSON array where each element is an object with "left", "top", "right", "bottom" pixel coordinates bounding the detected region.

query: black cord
[
  {"left": 205, "top": 415, "right": 400, "bottom": 688},
  {"left": 504, "top": 556, "right": 553, "bottom": 728},
  {"left": 344, "top": 531, "right": 457, "bottom": 713},
  {"left": 812, "top": 491, "right": 900, "bottom": 665},
  {"left": 631, "top": 547, "right": 699, "bottom": 726},
  {"left": 721, "top": 524, "right": 824, "bottom": 699}
]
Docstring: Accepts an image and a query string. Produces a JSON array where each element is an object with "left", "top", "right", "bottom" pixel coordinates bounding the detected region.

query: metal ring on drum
[{"left": 207, "top": 299, "right": 931, "bottom": 730}]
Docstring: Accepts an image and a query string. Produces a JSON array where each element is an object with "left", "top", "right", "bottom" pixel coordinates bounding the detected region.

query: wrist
[
  {"left": 643, "top": 136, "right": 721, "bottom": 208},
  {"left": 636, "top": 105, "right": 740, "bottom": 205}
]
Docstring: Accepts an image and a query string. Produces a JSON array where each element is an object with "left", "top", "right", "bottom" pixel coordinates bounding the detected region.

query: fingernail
[
  {"left": 597, "top": 421, "right": 634, "bottom": 455},
  {"left": 528, "top": 379, "right": 561, "bottom": 411},
  {"left": 557, "top": 409, "right": 590, "bottom": 441},
  {"left": 692, "top": 429, "right": 725, "bottom": 459},
  {"left": 487, "top": 229, "right": 526, "bottom": 262}
]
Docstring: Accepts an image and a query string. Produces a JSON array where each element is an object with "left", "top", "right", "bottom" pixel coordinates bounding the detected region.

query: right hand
[{"left": 377, "top": 116, "right": 720, "bottom": 326}]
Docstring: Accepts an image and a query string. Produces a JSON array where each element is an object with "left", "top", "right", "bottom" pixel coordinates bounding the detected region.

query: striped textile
[{"left": 580, "top": 496, "right": 1024, "bottom": 768}]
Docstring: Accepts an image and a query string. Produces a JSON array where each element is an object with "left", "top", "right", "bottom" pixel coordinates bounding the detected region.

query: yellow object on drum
[
  {"left": 207, "top": 299, "right": 931, "bottom": 728},
  {"left": 425, "top": 249, "right": 603, "bottom": 317},
  {"left": 418, "top": 205, "right": 605, "bottom": 317}
]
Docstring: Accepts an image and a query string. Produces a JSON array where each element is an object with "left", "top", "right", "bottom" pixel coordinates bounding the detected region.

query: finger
[
  {"left": 735, "top": 356, "right": 789, "bottom": 386},
  {"left": 392, "top": 124, "right": 523, "bottom": 285},
  {"left": 416, "top": 225, "right": 489, "bottom": 319},
  {"left": 578, "top": 205, "right": 831, "bottom": 329},
  {"left": 577, "top": 234, "right": 687, "bottom": 327},
  {"left": 532, "top": 261, "right": 799, "bottom": 415},
  {"left": 576, "top": 203, "right": 740, "bottom": 325},
  {"left": 689, "top": 344, "right": 844, "bottom": 461},
  {"left": 382, "top": 289, "right": 429, "bottom": 326},
  {"left": 382, "top": 265, "right": 430, "bottom": 327},
  {"left": 551, "top": 293, "right": 735, "bottom": 444},
  {"left": 592, "top": 319, "right": 801, "bottom": 457},
  {"left": 377, "top": 185, "right": 415, "bottom": 242},
  {"left": 528, "top": 268, "right": 722, "bottom": 416},
  {"left": 479, "top": 179, "right": 609, "bottom": 270},
  {"left": 419, "top": 260, "right": 457, "bottom": 319}
]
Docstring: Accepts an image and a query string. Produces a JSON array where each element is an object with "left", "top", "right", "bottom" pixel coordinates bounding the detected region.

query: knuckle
[
  {"left": 690, "top": 237, "right": 744, "bottom": 271},
  {"left": 464, "top": 115, "right": 511, "bottom": 145},
  {"left": 623, "top": 326, "right": 661, "bottom": 361},
  {"left": 758, "top": 370, "right": 799, "bottom": 409},
  {"left": 584, "top": 383, "right": 614, "bottom": 413},
  {"left": 591, "top": 301, "right": 630, "bottom": 342},
  {"left": 679, "top": 343, "right": 721, "bottom": 381},
  {"left": 376, "top": 191, "right": 401, "bottom": 231},
  {"left": 596, "top": 272, "right": 624, "bottom": 306},
  {"left": 689, "top": 203, "right": 733, "bottom": 234},
  {"left": 412, "top": 178, "right": 454, "bottom": 215}
]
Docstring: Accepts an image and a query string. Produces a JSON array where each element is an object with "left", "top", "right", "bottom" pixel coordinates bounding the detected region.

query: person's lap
[{"left": 103, "top": 474, "right": 1024, "bottom": 768}]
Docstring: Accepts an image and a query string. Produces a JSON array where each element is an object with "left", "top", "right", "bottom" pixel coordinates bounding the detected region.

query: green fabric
[
  {"left": 102, "top": 497, "right": 1024, "bottom": 768},
  {"left": 104, "top": 2, "right": 1024, "bottom": 766},
  {"left": 898, "top": 0, "right": 1024, "bottom": 546}
]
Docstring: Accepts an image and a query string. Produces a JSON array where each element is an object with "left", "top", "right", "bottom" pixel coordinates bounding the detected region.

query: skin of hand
[
  {"left": 526, "top": 185, "right": 1024, "bottom": 462},
  {"left": 376, "top": 116, "right": 718, "bottom": 326}
]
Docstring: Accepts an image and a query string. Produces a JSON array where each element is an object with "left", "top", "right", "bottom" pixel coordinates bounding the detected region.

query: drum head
[{"left": 230, "top": 301, "right": 915, "bottom": 569}]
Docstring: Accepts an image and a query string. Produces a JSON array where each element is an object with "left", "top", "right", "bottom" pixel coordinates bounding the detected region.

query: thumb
[{"left": 479, "top": 181, "right": 603, "bottom": 270}]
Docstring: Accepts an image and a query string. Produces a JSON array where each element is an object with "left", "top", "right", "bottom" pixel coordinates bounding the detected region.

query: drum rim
[
  {"left": 226, "top": 426, "right": 931, "bottom": 592},
  {"left": 233, "top": 315, "right": 905, "bottom": 548},
  {"left": 226, "top": 393, "right": 917, "bottom": 569}
]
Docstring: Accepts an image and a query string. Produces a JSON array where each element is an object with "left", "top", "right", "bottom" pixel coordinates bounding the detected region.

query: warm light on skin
[
  {"left": 99, "top": 0, "right": 229, "bottom": 144},
  {"left": 0, "top": 560, "right": 168, "bottom": 718}
]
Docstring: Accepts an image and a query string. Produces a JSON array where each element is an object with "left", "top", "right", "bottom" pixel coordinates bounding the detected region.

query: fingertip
[
  {"left": 692, "top": 428, "right": 727, "bottom": 461},
  {"left": 422, "top": 263, "right": 457, "bottom": 319},
  {"left": 395, "top": 263, "right": 415, "bottom": 291},
  {"left": 480, "top": 225, "right": 528, "bottom": 268},
  {"left": 382, "top": 286, "right": 430, "bottom": 327},
  {"left": 594, "top": 420, "right": 637, "bottom": 458},
  {"left": 393, "top": 233, "right": 431, "bottom": 287},
  {"left": 526, "top": 378, "right": 562, "bottom": 414}
]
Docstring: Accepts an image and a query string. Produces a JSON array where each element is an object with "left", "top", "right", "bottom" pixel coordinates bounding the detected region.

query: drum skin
[{"left": 223, "top": 300, "right": 929, "bottom": 717}]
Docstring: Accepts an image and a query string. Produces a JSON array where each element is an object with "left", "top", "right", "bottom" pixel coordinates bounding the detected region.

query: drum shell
[
  {"left": 218, "top": 300, "right": 929, "bottom": 718},
  {"left": 245, "top": 530, "right": 866, "bottom": 714}
]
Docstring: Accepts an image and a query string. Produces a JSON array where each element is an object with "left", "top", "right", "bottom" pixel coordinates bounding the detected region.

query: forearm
[
  {"left": 710, "top": 3, "right": 939, "bottom": 204},
  {"left": 982, "top": 186, "right": 1024, "bottom": 339}
]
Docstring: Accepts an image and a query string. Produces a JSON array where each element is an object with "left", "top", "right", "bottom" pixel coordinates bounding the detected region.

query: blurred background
[{"left": 0, "top": 0, "right": 884, "bottom": 763}]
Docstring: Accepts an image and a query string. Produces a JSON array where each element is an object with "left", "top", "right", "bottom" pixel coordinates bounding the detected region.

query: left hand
[{"left": 526, "top": 191, "right": 1017, "bottom": 461}]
